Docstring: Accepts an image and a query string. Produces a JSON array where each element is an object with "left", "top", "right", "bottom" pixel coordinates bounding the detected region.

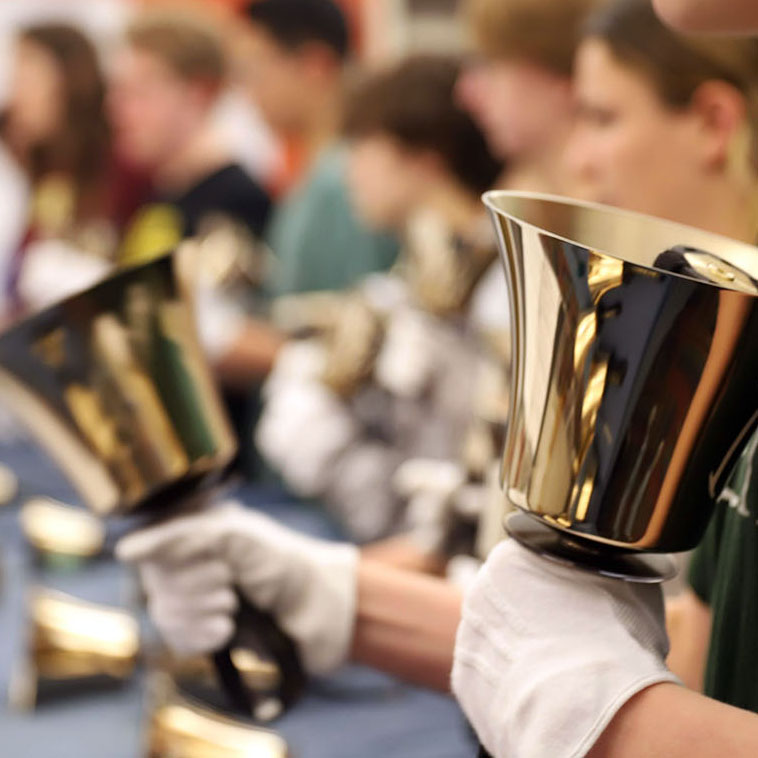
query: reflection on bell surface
[
  {"left": 8, "top": 588, "right": 139, "bottom": 709},
  {"left": 20, "top": 497, "right": 105, "bottom": 561},
  {"left": 160, "top": 646, "right": 285, "bottom": 721},
  {"left": 163, "top": 649, "right": 281, "bottom": 694},
  {"left": 0, "top": 250, "right": 237, "bottom": 518},
  {"left": 145, "top": 675, "right": 288, "bottom": 758},
  {"left": 486, "top": 191, "right": 758, "bottom": 579}
]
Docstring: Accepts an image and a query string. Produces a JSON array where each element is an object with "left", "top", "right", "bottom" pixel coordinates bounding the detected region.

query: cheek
[
  {"left": 256, "top": 68, "right": 301, "bottom": 121},
  {"left": 348, "top": 152, "right": 412, "bottom": 229},
  {"left": 11, "top": 67, "right": 62, "bottom": 136}
]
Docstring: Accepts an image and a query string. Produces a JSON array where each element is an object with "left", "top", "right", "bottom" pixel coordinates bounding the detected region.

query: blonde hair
[
  {"left": 465, "top": 0, "right": 601, "bottom": 76},
  {"left": 126, "top": 8, "right": 226, "bottom": 87}
]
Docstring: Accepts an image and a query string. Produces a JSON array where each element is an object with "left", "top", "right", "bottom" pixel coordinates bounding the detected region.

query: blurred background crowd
[{"left": 1, "top": 0, "right": 757, "bottom": 755}]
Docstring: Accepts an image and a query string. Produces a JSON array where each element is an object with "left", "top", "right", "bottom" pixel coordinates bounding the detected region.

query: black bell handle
[{"left": 213, "top": 590, "right": 307, "bottom": 718}]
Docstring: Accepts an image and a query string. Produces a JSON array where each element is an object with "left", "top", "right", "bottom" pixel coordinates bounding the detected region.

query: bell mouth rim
[{"left": 483, "top": 189, "right": 758, "bottom": 295}]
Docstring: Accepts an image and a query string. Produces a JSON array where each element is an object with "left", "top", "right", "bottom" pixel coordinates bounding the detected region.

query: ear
[{"left": 689, "top": 80, "right": 747, "bottom": 170}]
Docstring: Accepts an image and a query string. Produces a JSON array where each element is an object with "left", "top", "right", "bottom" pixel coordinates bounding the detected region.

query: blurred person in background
[
  {"left": 109, "top": 9, "right": 289, "bottom": 476},
  {"left": 0, "top": 23, "right": 144, "bottom": 317},
  {"left": 110, "top": 8, "right": 286, "bottom": 395},
  {"left": 112, "top": 9, "right": 271, "bottom": 265},
  {"left": 454, "top": 3, "right": 758, "bottom": 757},
  {"left": 235, "top": 0, "right": 400, "bottom": 296},
  {"left": 256, "top": 56, "right": 505, "bottom": 550},
  {"left": 456, "top": 0, "right": 600, "bottom": 194},
  {"left": 569, "top": 0, "right": 758, "bottom": 237}
]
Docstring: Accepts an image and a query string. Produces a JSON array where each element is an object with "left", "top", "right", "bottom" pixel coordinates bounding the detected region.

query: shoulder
[
  {"left": 195, "top": 163, "right": 269, "bottom": 203},
  {"left": 301, "top": 146, "right": 350, "bottom": 197}
]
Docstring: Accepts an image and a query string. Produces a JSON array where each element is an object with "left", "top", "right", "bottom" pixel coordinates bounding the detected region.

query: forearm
[
  {"left": 361, "top": 535, "right": 446, "bottom": 575},
  {"left": 589, "top": 683, "right": 758, "bottom": 758},
  {"left": 350, "top": 558, "right": 461, "bottom": 691},
  {"left": 665, "top": 589, "right": 712, "bottom": 691}
]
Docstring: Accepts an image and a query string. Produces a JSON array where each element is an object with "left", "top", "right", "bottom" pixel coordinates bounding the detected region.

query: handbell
[
  {"left": 486, "top": 191, "right": 758, "bottom": 581},
  {"left": 8, "top": 589, "right": 139, "bottom": 709},
  {"left": 0, "top": 251, "right": 305, "bottom": 713},
  {"left": 144, "top": 674, "right": 288, "bottom": 758},
  {"left": 0, "top": 251, "right": 236, "bottom": 517}
]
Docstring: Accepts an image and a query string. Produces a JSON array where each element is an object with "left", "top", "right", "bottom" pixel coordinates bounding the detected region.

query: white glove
[
  {"left": 256, "top": 376, "right": 358, "bottom": 496},
  {"left": 193, "top": 283, "right": 248, "bottom": 363},
  {"left": 393, "top": 458, "right": 467, "bottom": 554},
  {"left": 452, "top": 539, "right": 680, "bottom": 758},
  {"left": 375, "top": 308, "right": 439, "bottom": 398},
  {"left": 116, "top": 503, "right": 359, "bottom": 674}
]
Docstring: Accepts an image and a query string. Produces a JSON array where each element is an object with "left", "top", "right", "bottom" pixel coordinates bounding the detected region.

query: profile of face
[
  {"left": 108, "top": 47, "right": 212, "bottom": 170},
  {"left": 456, "top": 58, "right": 572, "bottom": 161},
  {"left": 347, "top": 135, "right": 433, "bottom": 231},
  {"left": 568, "top": 39, "right": 736, "bottom": 222},
  {"left": 232, "top": 24, "right": 330, "bottom": 136},
  {"left": 7, "top": 38, "right": 64, "bottom": 146}
]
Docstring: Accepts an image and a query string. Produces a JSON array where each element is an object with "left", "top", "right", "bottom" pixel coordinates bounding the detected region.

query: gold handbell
[
  {"left": 161, "top": 648, "right": 281, "bottom": 694},
  {"left": 8, "top": 589, "right": 139, "bottom": 709},
  {"left": 145, "top": 675, "right": 288, "bottom": 758},
  {"left": 157, "top": 647, "right": 285, "bottom": 720},
  {"left": 19, "top": 497, "right": 105, "bottom": 561}
]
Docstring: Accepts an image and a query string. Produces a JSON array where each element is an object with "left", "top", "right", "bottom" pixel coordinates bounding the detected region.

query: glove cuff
[
  {"left": 570, "top": 668, "right": 681, "bottom": 758},
  {"left": 280, "top": 542, "right": 360, "bottom": 675}
]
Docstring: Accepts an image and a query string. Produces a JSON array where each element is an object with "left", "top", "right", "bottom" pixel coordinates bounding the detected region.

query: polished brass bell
[
  {"left": 486, "top": 191, "right": 758, "bottom": 580},
  {"left": 145, "top": 675, "right": 288, "bottom": 758},
  {"left": 161, "top": 648, "right": 281, "bottom": 694},
  {"left": 0, "top": 251, "right": 237, "bottom": 519},
  {"left": 20, "top": 497, "right": 105, "bottom": 560},
  {"left": 8, "top": 588, "right": 139, "bottom": 709}
]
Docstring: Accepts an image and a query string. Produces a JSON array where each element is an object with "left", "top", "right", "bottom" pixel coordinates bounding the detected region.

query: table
[{"left": 0, "top": 437, "right": 476, "bottom": 758}]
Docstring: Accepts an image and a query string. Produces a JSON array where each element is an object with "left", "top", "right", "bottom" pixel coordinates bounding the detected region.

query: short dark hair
[
  {"left": 344, "top": 56, "right": 502, "bottom": 196},
  {"left": 244, "top": 0, "right": 350, "bottom": 60}
]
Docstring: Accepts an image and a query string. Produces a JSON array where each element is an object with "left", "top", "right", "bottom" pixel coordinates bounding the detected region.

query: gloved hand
[
  {"left": 393, "top": 458, "right": 467, "bottom": 554},
  {"left": 375, "top": 308, "right": 440, "bottom": 398},
  {"left": 116, "top": 503, "right": 359, "bottom": 674},
  {"left": 452, "top": 539, "right": 680, "bottom": 758},
  {"left": 256, "top": 341, "right": 359, "bottom": 496}
]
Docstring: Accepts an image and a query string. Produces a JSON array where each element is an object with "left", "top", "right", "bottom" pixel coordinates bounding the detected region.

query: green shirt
[
  {"left": 266, "top": 144, "right": 399, "bottom": 296},
  {"left": 689, "top": 431, "right": 758, "bottom": 711}
]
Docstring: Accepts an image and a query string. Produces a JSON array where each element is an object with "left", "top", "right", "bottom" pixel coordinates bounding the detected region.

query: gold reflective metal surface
[
  {"left": 9, "top": 589, "right": 139, "bottom": 709},
  {"left": 486, "top": 191, "right": 758, "bottom": 552},
  {"left": 0, "top": 252, "right": 237, "bottom": 516},
  {"left": 20, "top": 497, "right": 105, "bottom": 558},
  {"left": 146, "top": 677, "right": 288, "bottom": 758},
  {"left": 162, "top": 649, "right": 282, "bottom": 693}
]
